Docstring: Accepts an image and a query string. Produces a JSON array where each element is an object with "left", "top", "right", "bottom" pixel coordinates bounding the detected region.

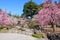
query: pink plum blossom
[{"left": 34, "top": 1, "right": 60, "bottom": 26}]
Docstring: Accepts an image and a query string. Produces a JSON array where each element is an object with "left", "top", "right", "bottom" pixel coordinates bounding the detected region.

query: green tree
[
  {"left": 8, "top": 12, "right": 12, "bottom": 16},
  {"left": 13, "top": 15, "right": 20, "bottom": 18},
  {"left": 23, "top": 0, "right": 38, "bottom": 18}
]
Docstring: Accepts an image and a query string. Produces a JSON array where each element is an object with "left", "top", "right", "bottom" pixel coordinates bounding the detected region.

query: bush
[
  {"left": 0, "top": 25, "right": 10, "bottom": 30},
  {"left": 47, "top": 33, "right": 60, "bottom": 40},
  {"left": 32, "top": 33, "right": 42, "bottom": 39},
  {"left": 29, "top": 21, "right": 37, "bottom": 27}
]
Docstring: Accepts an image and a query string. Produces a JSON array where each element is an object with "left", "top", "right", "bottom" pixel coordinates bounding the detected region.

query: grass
[
  {"left": 0, "top": 28, "right": 8, "bottom": 33},
  {"left": 32, "top": 33, "right": 42, "bottom": 39},
  {"left": 0, "top": 29, "right": 2, "bottom": 32}
]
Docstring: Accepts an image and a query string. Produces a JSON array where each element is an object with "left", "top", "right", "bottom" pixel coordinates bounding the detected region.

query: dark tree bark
[{"left": 51, "top": 22, "right": 55, "bottom": 32}]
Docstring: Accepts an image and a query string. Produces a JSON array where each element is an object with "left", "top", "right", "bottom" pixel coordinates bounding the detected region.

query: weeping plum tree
[
  {"left": 34, "top": 0, "right": 60, "bottom": 32},
  {"left": 0, "top": 9, "right": 12, "bottom": 25}
]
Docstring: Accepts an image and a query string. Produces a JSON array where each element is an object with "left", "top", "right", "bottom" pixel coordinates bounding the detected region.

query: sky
[{"left": 0, "top": 0, "right": 59, "bottom": 16}]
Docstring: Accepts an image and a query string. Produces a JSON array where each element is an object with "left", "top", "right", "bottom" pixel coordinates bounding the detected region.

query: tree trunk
[{"left": 51, "top": 23, "right": 55, "bottom": 32}]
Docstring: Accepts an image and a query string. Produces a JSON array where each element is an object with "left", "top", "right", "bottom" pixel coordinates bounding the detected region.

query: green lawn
[{"left": 32, "top": 33, "right": 42, "bottom": 39}]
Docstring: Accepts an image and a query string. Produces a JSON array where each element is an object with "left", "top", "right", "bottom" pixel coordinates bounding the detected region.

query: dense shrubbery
[{"left": 47, "top": 33, "right": 60, "bottom": 40}]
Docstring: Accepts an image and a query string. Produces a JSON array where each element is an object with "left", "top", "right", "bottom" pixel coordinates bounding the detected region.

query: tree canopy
[{"left": 22, "top": 0, "right": 38, "bottom": 18}]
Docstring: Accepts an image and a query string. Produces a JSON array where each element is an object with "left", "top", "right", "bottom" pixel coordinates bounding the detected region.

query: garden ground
[
  {"left": 44, "top": 28, "right": 60, "bottom": 32},
  {"left": 0, "top": 33, "right": 48, "bottom": 40}
]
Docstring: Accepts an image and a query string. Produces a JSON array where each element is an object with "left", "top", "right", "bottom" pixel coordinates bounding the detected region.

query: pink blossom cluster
[
  {"left": 0, "top": 9, "right": 12, "bottom": 25},
  {"left": 34, "top": 1, "right": 60, "bottom": 26}
]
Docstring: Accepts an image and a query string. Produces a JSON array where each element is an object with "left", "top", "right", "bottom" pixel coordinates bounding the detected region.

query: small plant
[
  {"left": 32, "top": 33, "right": 42, "bottom": 39},
  {"left": 0, "top": 29, "right": 2, "bottom": 32}
]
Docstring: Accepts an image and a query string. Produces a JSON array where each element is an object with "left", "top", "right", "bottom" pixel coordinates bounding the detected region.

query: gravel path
[{"left": 0, "top": 33, "right": 38, "bottom": 40}]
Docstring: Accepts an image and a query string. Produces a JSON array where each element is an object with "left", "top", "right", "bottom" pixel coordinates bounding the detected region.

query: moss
[{"left": 32, "top": 33, "right": 42, "bottom": 39}]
